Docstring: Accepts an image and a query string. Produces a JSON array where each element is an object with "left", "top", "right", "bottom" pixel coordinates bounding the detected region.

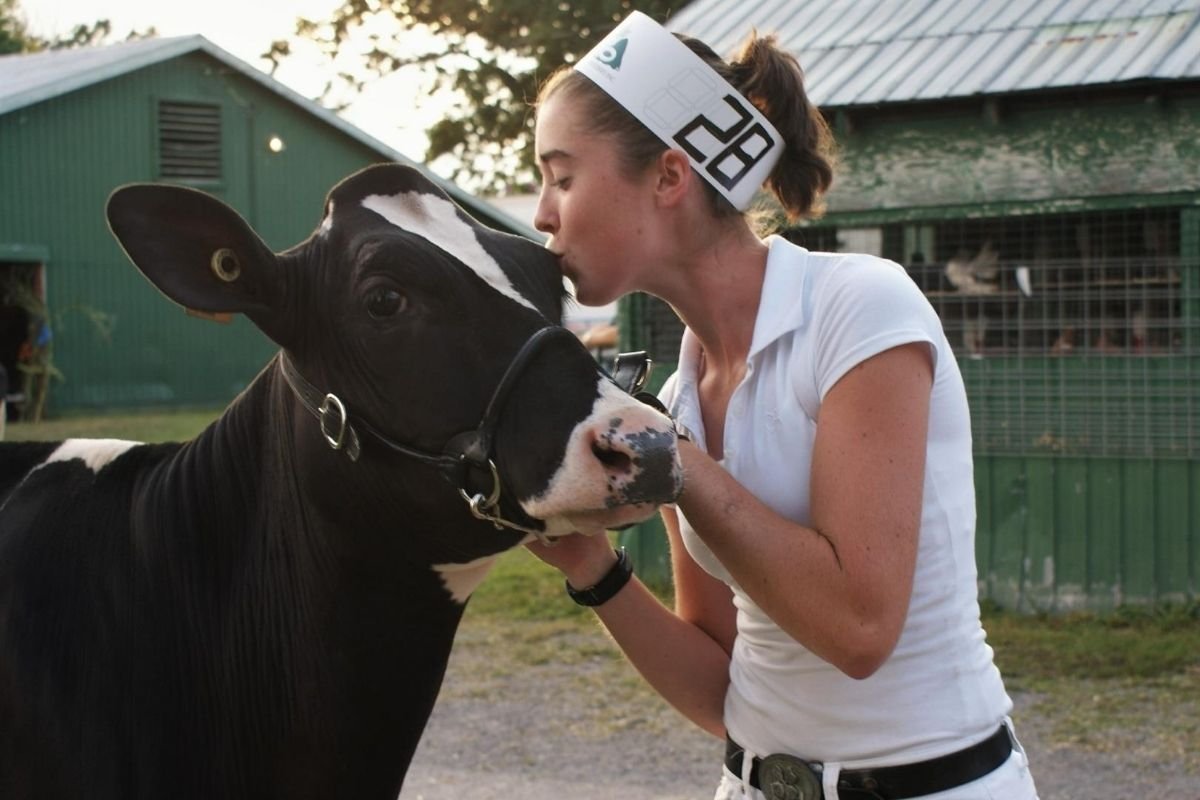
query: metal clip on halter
[
  {"left": 611, "top": 350, "right": 674, "bottom": 417},
  {"left": 459, "top": 460, "right": 502, "bottom": 525},
  {"left": 458, "top": 460, "right": 554, "bottom": 543},
  {"left": 611, "top": 350, "right": 653, "bottom": 395}
]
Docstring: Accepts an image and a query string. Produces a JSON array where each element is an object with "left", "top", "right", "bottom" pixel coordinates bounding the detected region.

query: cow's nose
[
  {"left": 586, "top": 414, "right": 682, "bottom": 505},
  {"left": 518, "top": 380, "right": 683, "bottom": 531},
  {"left": 591, "top": 433, "right": 634, "bottom": 474}
]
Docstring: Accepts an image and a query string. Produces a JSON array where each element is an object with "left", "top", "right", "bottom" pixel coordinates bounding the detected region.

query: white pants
[{"left": 714, "top": 725, "right": 1039, "bottom": 800}]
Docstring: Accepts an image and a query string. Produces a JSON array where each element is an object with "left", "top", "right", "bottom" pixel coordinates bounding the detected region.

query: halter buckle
[
  {"left": 611, "top": 350, "right": 653, "bottom": 395},
  {"left": 319, "top": 393, "right": 349, "bottom": 451}
]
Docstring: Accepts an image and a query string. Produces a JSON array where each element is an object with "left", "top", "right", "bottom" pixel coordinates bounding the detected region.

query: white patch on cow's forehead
[
  {"left": 44, "top": 438, "right": 139, "bottom": 473},
  {"left": 432, "top": 555, "right": 499, "bottom": 605},
  {"left": 361, "top": 191, "right": 537, "bottom": 311}
]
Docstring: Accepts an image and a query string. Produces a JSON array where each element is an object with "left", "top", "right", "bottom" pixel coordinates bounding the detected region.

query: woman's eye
[
  {"left": 365, "top": 286, "right": 408, "bottom": 319},
  {"left": 552, "top": 177, "right": 571, "bottom": 190}
]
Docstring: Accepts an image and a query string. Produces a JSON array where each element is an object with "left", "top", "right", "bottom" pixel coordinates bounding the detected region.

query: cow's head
[{"left": 105, "top": 164, "right": 682, "bottom": 561}]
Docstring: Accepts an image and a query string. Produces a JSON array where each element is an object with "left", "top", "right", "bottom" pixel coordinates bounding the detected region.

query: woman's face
[{"left": 533, "top": 92, "right": 659, "bottom": 307}]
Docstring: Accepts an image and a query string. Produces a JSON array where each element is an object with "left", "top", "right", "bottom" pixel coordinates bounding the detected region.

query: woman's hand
[{"left": 526, "top": 530, "right": 620, "bottom": 590}]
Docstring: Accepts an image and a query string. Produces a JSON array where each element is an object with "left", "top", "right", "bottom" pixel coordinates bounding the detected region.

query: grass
[
  {"left": 6, "top": 407, "right": 221, "bottom": 443},
  {"left": 982, "top": 601, "right": 1200, "bottom": 685},
  {"left": 981, "top": 601, "right": 1200, "bottom": 771},
  {"left": 8, "top": 410, "right": 1199, "bottom": 768}
]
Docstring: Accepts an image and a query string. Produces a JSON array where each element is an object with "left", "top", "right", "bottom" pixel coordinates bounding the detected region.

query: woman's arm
[
  {"left": 527, "top": 509, "right": 736, "bottom": 737},
  {"left": 678, "top": 341, "right": 933, "bottom": 678}
]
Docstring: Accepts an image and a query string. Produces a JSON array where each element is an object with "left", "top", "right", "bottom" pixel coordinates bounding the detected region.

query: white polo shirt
[{"left": 659, "top": 236, "right": 1011, "bottom": 767}]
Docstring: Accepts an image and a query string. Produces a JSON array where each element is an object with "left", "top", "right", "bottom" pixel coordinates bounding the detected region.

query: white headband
[{"left": 574, "top": 11, "right": 783, "bottom": 211}]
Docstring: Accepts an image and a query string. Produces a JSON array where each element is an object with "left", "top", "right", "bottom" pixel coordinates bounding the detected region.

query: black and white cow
[{"left": 0, "top": 164, "right": 682, "bottom": 800}]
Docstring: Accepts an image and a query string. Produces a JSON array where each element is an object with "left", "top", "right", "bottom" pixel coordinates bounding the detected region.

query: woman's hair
[{"left": 536, "top": 31, "right": 836, "bottom": 222}]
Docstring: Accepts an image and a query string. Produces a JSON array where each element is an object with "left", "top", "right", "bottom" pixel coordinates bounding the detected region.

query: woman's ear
[{"left": 654, "top": 149, "right": 694, "bottom": 208}]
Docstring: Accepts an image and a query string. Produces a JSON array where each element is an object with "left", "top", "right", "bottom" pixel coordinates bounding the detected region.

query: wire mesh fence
[
  {"left": 631, "top": 205, "right": 1199, "bottom": 460},
  {"left": 902, "top": 207, "right": 1198, "bottom": 459}
]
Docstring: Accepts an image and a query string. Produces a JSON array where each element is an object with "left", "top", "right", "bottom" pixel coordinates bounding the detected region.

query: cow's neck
[{"left": 129, "top": 362, "right": 477, "bottom": 796}]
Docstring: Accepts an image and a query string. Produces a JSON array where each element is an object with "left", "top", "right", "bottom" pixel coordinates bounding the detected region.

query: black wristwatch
[{"left": 566, "top": 547, "right": 633, "bottom": 607}]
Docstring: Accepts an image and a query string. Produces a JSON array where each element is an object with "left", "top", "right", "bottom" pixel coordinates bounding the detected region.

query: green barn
[
  {"left": 619, "top": 0, "right": 1200, "bottom": 611},
  {"left": 0, "top": 36, "right": 535, "bottom": 418}
]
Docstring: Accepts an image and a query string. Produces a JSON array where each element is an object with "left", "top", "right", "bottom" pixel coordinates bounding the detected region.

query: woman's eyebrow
[{"left": 538, "top": 148, "right": 572, "bottom": 166}]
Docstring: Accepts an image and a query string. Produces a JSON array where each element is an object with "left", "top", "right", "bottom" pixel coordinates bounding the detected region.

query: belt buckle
[{"left": 759, "top": 753, "right": 823, "bottom": 800}]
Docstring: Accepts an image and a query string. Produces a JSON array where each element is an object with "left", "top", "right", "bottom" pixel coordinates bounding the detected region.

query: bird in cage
[
  {"left": 946, "top": 243, "right": 999, "bottom": 358},
  {"left": 944, "top": 242, "right": 999, "bottom": 294}
]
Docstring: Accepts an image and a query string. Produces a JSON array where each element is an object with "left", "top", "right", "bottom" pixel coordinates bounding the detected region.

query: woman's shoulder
[
  {"left": 795, "top": 250, "right": 924, "bottom": 314},
  {"left": 770, "top": 239, "right": 908, "bottom": 285}
]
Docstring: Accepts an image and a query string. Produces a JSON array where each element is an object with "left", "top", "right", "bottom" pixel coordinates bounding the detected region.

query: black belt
[{"left": 725, "top": 724, "right": 1013, "bottom": 799}]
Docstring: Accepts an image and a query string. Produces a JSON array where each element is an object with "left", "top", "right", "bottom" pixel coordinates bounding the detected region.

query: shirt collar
[
  {"left": 675, "top": 235, "right": 811, "bottom": 385},
  {"left": 747, "top": 235, "right": 811, "bottom": 360}
]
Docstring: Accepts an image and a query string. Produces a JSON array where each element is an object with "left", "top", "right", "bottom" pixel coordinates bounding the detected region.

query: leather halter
[{"left": 279, "top": 325, "right": 604, "bottom": 536}]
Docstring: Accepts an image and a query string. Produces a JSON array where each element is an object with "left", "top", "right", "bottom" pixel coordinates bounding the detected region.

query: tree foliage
[
  {"left": 0, "top": 0, "right": 34, "bottom": 54},
  {"left": 1, "top": 0, "right": 152, "bottom": 55},
  {"left": 269, "top": 0, "right": 677, "bottom": 194}
]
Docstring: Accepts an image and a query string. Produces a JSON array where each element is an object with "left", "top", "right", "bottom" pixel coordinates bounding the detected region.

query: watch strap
[{"left": 566, "top": 547, "right": 633, "bottom": 607}]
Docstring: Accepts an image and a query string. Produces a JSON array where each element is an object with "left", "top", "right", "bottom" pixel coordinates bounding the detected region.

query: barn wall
[
  {"left": 826, "top": 86, "right": 1200, "bottom": 215},
  {"left": 0, "top": 52, "right": 388, "bottom": 410},
  {"left": 976, "top": 454, "right": 1199, "bottom": 612}
]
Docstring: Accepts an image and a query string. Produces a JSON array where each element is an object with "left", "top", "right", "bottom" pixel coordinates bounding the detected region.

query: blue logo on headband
[{"left": 595, "top": 38, "right": 628, "bottom": 70}]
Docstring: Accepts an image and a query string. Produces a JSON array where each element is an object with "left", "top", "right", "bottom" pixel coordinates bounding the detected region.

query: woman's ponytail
[{"left": 726, "top": 33, "right": 836, "bottom": 221}]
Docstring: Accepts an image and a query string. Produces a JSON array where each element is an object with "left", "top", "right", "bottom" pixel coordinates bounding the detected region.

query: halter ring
[{"left": 458, "top": 459, "right": 502, "bottom": 514}]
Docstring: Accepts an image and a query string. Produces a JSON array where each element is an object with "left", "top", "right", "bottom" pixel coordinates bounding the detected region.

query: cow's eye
[{"left": 365, "top": 286, "right": 408, "bottom": 319}]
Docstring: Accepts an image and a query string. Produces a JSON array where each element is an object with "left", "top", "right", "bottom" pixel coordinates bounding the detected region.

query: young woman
[{"left": 529, "top": 12, "right": 1039, "bottom": 800}]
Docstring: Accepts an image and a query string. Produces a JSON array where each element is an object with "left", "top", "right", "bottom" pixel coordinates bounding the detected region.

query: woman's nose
[{"left": 533, "top": 193, "right": 557, "bottom": 235}]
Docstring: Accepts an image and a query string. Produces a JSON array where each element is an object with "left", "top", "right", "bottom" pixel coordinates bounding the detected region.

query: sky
[{"left": 19, "top": 0, "right": 451, "bottom": 165}]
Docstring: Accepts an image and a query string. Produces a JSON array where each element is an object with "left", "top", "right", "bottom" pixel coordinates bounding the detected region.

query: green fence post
[{"left": 1183, "top": 208, "right": 1200, "bottom": 353}]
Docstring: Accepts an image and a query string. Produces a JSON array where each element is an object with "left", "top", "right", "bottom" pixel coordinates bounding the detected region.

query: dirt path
[{"left": 399, "top": 623, "right": 1200, "bottom": 800}]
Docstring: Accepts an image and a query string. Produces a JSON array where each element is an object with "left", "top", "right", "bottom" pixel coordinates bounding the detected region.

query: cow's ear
[{"left": 106, "top": 184, "right": 288, "bottom": 344}]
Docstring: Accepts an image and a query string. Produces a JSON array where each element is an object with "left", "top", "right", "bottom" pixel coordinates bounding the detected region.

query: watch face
[{"left": 758, "top": 753, "right": 822, "bottom": 800}]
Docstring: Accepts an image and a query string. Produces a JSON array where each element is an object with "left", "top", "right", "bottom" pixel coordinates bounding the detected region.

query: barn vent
[{"left": 158, "top": 100, "right": 222, "bottom": 181}]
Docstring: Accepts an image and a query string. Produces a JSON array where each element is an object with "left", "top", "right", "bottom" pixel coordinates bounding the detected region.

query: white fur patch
[
  {"left": 361, "top": 191, "right": 536, "bottom": 311},
  {"left": 432, "top": 555, "right": 499, "bottom": 604},
  {"left": 44, "top": 439, "right": 140, "bottom": 473}
]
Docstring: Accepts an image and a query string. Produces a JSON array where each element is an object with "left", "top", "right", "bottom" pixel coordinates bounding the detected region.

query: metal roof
[
  {"left": 666, "top": 0, "right": 1200, "bottom": 107},
  {"left": 0, "top": 36, "right": 540, "bottom": 240}
]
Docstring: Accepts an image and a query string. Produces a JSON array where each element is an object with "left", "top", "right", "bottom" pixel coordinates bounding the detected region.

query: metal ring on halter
[
  {"left": 463, "top": 489, "right": 553, "bottom": 541},
  {"left": 466, "top": 493, "right": 500, "bottom": 526},
  {"left": 319, "top": 393, "right": 349, "bottom": 450},
  {"left": 458, "top": 459, "right": 502, "bottom": 513}
]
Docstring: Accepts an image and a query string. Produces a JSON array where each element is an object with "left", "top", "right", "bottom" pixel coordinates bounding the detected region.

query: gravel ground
[{"left": 398, "top": 622, "right": 1200, "bottom": 800}]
